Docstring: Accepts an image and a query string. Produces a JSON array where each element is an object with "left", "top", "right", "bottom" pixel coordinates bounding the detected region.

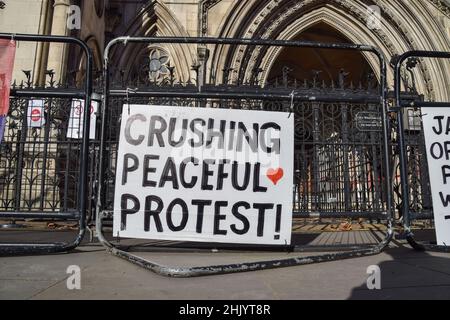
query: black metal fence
[
  {"left": 93, "top": 36, "right": 393, "bottom": 277},
  {"left": 0, "top": 33, "right": 92, "bottom": 256},
  {"left": 100, "top": 88, "right": 389, "bottom": 220},
  {"left": 1, "top": 77, "right": 393, "bottom": 225}
]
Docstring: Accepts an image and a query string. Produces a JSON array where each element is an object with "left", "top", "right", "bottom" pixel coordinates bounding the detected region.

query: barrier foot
[{"left": 96, "top": 214, "right": 394, "bottom": 278}]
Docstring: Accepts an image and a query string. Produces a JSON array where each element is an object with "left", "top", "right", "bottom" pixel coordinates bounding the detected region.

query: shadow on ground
[{"left": 348, "top": 246, "right": 450, "bottom": 299}]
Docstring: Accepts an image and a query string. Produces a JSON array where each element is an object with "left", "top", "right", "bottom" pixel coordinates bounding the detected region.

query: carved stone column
[{"left": 197, "top": 46, "right": 210, "bottom": 88}]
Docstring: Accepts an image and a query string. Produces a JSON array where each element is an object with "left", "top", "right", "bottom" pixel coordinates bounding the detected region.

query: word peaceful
[
  {"left": 113, "top": 105, "right": 294, "bottom": 245},
  {"left": 422, "top": 108, "right": 450, "bottom": 246}
]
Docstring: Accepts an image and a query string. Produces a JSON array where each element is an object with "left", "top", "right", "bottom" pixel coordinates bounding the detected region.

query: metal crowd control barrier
[
  {"left": 0, "top": 34, "right": 92, "bottom": 256},
  {"left": 394, "top": 50, "right": 450, "bottom": 252},
  {"left": 97, "top": 36, "right": 394, "bottom": 277}
]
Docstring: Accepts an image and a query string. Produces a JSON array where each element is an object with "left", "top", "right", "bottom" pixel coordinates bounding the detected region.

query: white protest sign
[
  {"left": 422, "top": 107, "right": 450, "bottom": 246},
  {"left": 27, "top": 99, "right": 45, "bottom": 128},
  {"left": 67, "top": 99, "right": 98, "bottom": 139},
  {"left": 113, "top": 105, "right": 294, "bottom": 245}
]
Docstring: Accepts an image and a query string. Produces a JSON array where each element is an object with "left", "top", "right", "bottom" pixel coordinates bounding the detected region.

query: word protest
[
  {"left": 422, "top": 108, "right": 450, "bottom": 245},
  {"left": 113, "top": 105, "right": 294, "bottom": 245}
]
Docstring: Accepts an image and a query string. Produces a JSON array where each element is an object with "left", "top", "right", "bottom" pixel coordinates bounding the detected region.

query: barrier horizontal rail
[
  {"left": 10, "top": 88, "right": 86, "bottom": 99},
  {"left": 108, "top": 89, "right": 382, "bottom": 104},
  {"left": 0, "top": 212, "right": 79, "bottom": 219},
  {"left": 292, "top": 211, "right": 388, "bottom": 219}
]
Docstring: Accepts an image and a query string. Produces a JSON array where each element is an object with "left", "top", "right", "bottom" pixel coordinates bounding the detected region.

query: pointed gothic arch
[
  {"left": 207, "top": 0, "right": 449, "bottom": 100},
  {"left": 256, "top": 7, "right": 391, "bottom": 86}
]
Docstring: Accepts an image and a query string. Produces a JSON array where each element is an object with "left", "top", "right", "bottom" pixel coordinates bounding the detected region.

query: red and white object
[
  {"left": 27, "top": 99, "right": 46, "bottom": 128},
  {"left": 0, "top": 39, "right": 16, "bottom": 142}
]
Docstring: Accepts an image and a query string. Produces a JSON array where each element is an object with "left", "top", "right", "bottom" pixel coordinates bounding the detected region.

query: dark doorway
[{"left": 267, "top": 22, "right": 375, "bottom": 87}]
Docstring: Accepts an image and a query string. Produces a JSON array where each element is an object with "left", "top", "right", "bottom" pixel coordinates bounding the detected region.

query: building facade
[{"left": 0, "top": 0, "right": 449, "bottom": 216}]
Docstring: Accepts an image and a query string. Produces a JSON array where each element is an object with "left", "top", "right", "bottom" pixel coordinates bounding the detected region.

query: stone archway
[
  {"left": 208, "top": 0, "right": 450, "bottom": 101},
  {"left": 255, "top": 7, "right": 390, "bottom": 87}
]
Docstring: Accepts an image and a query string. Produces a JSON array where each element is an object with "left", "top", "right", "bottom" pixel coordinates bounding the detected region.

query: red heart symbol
[{"left": 266, "top": 168, "right": 284, "bottom": 185}]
